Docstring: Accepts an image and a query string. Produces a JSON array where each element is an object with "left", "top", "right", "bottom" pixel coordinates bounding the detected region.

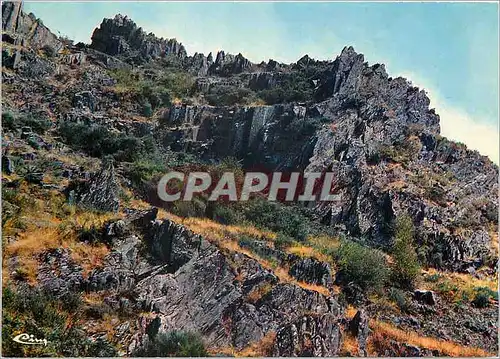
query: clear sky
[{"left": 24, "top": 1, "right": 499, "bottom": 163}]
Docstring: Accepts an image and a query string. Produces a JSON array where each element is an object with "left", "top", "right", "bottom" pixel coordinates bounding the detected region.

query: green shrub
[
  {"left": 133, "top": 331, "right": 206, "bottom": 357},
  {"left": 334, "top": 240, "right": 389, "bottom": 292},
  {"left": 171, "top": 198, "right": 206, "bottom": 218},
  {"left": 388, "top": 287, "right": 410, "bottom": 312},
  {"left": 425, "top": 273, "right": 441, "bottom": 283},
  {"left": 242, "top": 199, "right": 309, "bottom": 241},
  {"left": 206, "top": 86, "right": 255, "bottom": 106},
  {"left": 256, "top": 72, "right": 314, "bottom": 105},
  {"left": 110, "top": 68, "right": 193, "bottom": 108},
  {"left": 377, "top": 137, "right": 420, "bottom": 165},
  {"left": 142, "top": 101, "right": 153, "bottom": 117},
  {"left": 391, "top": 215, "right": 421, "bottom": 289},
  {"left": 2, "top": 285, "right": 117, "bottom": 357},
  {"left": 472, "top": 287, "right": 498, "bottom": 308},
  {"left": 274, "top": 232, "right": 295, "bottom": 250},
  {"left": 58, "top": 122, "right": 152, "bottom": 162},
  {"left": 42, "top": 45, "right": 56, "bottom": 57},
  {"left": 158, "top": 71, "right": 195, "bottom": 99},
  {"left": 127, "top": 158, "right": 167, "bottom": 189},
  {"left": 2, "top": 111, "right": 15, "bottom": 129},
  {"left": 210, "top": 203, "right": 245, "bottom": 225},
  {"left": 2, "top": 112, "right": 52, "bottom": 134}
]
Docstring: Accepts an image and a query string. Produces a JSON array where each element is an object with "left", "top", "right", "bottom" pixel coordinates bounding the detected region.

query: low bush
[
  {"left": 205, "top": 86, "right": 256, "bottom": 106},
  {"left": 133, "top": 331, "right": 206, "bottom": 357},
  {"left": 334, "top": 240, "right": 389, "bottom": 292},
  {"left": 58, "top": 122, "right": 153, "bottom": 162},
  {"left": 2, "top": 285, "right": 117, "bottom": 357},
  {"left": 41, "top": 45, "right": 57, "bottom": 58},
  {"left": 472, "top": 286, "right": 498, "bottom": 308},
  {"left": 210, "top": 202, "right": 246, "bottom": 225},
  {"left": 274, "top": 232, "right": 295, "bottom": 250},
  {"left": 256, "top": 72, "right": 314, "bottom": 105},
  {"left": 2, "top": 111, "right": 52, "bottom": 134},
  {"left": 127, "top": 157, "right": 167, "bottom": 189},
  {"left": 388, "top": 287, "right": 410, "bottom": 313},
  {"left": 242, "top": 199, "right": 309, "bottom": 241}
]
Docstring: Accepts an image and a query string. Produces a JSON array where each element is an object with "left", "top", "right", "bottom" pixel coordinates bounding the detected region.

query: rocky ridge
[{"left": 1, "top": 1, "right": 498, "bottom": 357}]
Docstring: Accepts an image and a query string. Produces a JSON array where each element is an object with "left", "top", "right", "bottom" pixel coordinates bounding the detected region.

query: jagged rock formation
[
  {"left": 289, "top": 257, "right": 333, "bottom": 287},
  {"left": 273, "top": 314, "right": 343, "bottom": 356},
  {"left": 89, "top": 14, "right": 254, "bottom": 77},
  {"left": 157, "top": 46, "right": 497, "bottom": 270},
  {"left": 2, "top": 1, "right": 62, "bottom": 51},
  {"left": 90, "top": 14, "right": 187, "bottom": 63},
  {"left": 74, "top": 160, "right": 120, "bottom": 212},
  {"left": 85, "top": 209, "right": 346, "bottom": 353},
  {"left": 1, "top": 2, "right": 498, "bottom": 356}
]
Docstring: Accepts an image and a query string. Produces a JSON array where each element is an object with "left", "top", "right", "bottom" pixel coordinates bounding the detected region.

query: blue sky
[{"left": 24, "top": 1, "right": 499, "bottom": 163}]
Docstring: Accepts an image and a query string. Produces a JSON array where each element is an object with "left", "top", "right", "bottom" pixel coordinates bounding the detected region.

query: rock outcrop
[
  {"left": 273, "top": 314, "right": 342, "bottom": 356},
  {"left": 74, "top": 160, "right": 120, "bottom": 212},
  {"left": 2, "top": 2, "right": 62, "bottom": 51},
  {"left": 90, "top": 14, "right": 187, "bottom": 63},
  {"left": 1, "top": 3, "right": 498, "bottom": 356},
  {"left": 83, "top": 209, "right": 344, "bottom": 354}
]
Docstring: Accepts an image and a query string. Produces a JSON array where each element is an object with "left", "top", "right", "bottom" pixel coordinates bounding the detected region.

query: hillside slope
[{"left": 2, "top": 2, "right": 498, "bottom": 357}]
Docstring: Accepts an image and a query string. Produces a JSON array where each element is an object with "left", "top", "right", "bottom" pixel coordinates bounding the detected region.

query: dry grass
[
  {"left": 340, "top": 332, "right": 359, "bottom": 356},
  {"left": 305, "top": 234, "right": 340, "bottom": 256},
  {"left": 208, "top": 331, "right": 276, "bottom": 357},
  {"left": 345, "top": 305, "right": 357, "bottom": 319},
  {"left": 5, "top": 227, "right": 63, "bottom": 257},
  {"left": 422, "top": 268, "right": 498, "bottom": 302},
  {"left": 287, "top": 244, "right": 330, "bottom": 263},
  {"left": 246, "top": 283, "right": 273, "bottom": 303},
  {"left": 166, "top": 213, "right": 276, "bottom": 243},
  {"left": 69, "top": 242, "right": 110, "bottom": 278},
  {"left": 369, "top": 320, "right": 492, "bottom": 357},
  {"left": 88, "top": 313, "right": 119, "bottom": 341},
  {"left": 295, "top": 281, "right": 331, "bottom": 297},
  {"left": 489, "top": 228, "right": 498, "bottom": 257},
  {"left": 82, "top": 291, "right": 107, "bottom": 305},
  {"left": 3, "top": 185, "right": 121, "bottom": 284},
  {"left": 238, "top": 331, "right": 277, "bottom": 357}
]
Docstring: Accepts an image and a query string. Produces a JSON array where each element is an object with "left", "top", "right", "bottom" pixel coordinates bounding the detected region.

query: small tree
[{"left": 392, "top": 214, "right": 420, "bottom": 289}]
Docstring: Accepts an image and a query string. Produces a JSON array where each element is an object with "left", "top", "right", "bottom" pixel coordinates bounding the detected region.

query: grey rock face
[
  {"left": 159, "top": 103, "right": 317, "bottom": 171},
  {"left": 208, "top": 51, "right": 252, "bottom": 76},
  {"left": 76, "top": 160, "right": 120, "bottom": 212},
  {"left": 349, "top": 309, "right": 370, "bottom": 356},
  {"left": 144, "top": 218, "right": 203, "bottom": 271},
  {"left": 2, "top": 155, "right": 14, "bottom": 175},
  {"left": 90, "top": 14, "right": 187, "bottom": 62},
  {"left": 37, "top": 248, "right": 85, "bottom": 295},
  {"left": 273, "top": 314, "right": 342, "bottom": 356},
  {"left": 3, "top": 48, "right": 56, "bottom": 78},
  {"left": 2, "top": 2, "right": 62, "bottom": 52},
  {"left": 86, "top": 209, "right": 346, "bottom": 352},
  {"left": 289, "top": 256, "right": 333, "bottom": 287},
  {"left": 73, "top": 91, "right": 96, "bottom": 112}
]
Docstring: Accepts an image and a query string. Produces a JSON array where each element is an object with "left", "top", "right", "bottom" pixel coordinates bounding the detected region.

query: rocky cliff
[{"left": 2, "top": 2, "right": 498, "bottom": 357}]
